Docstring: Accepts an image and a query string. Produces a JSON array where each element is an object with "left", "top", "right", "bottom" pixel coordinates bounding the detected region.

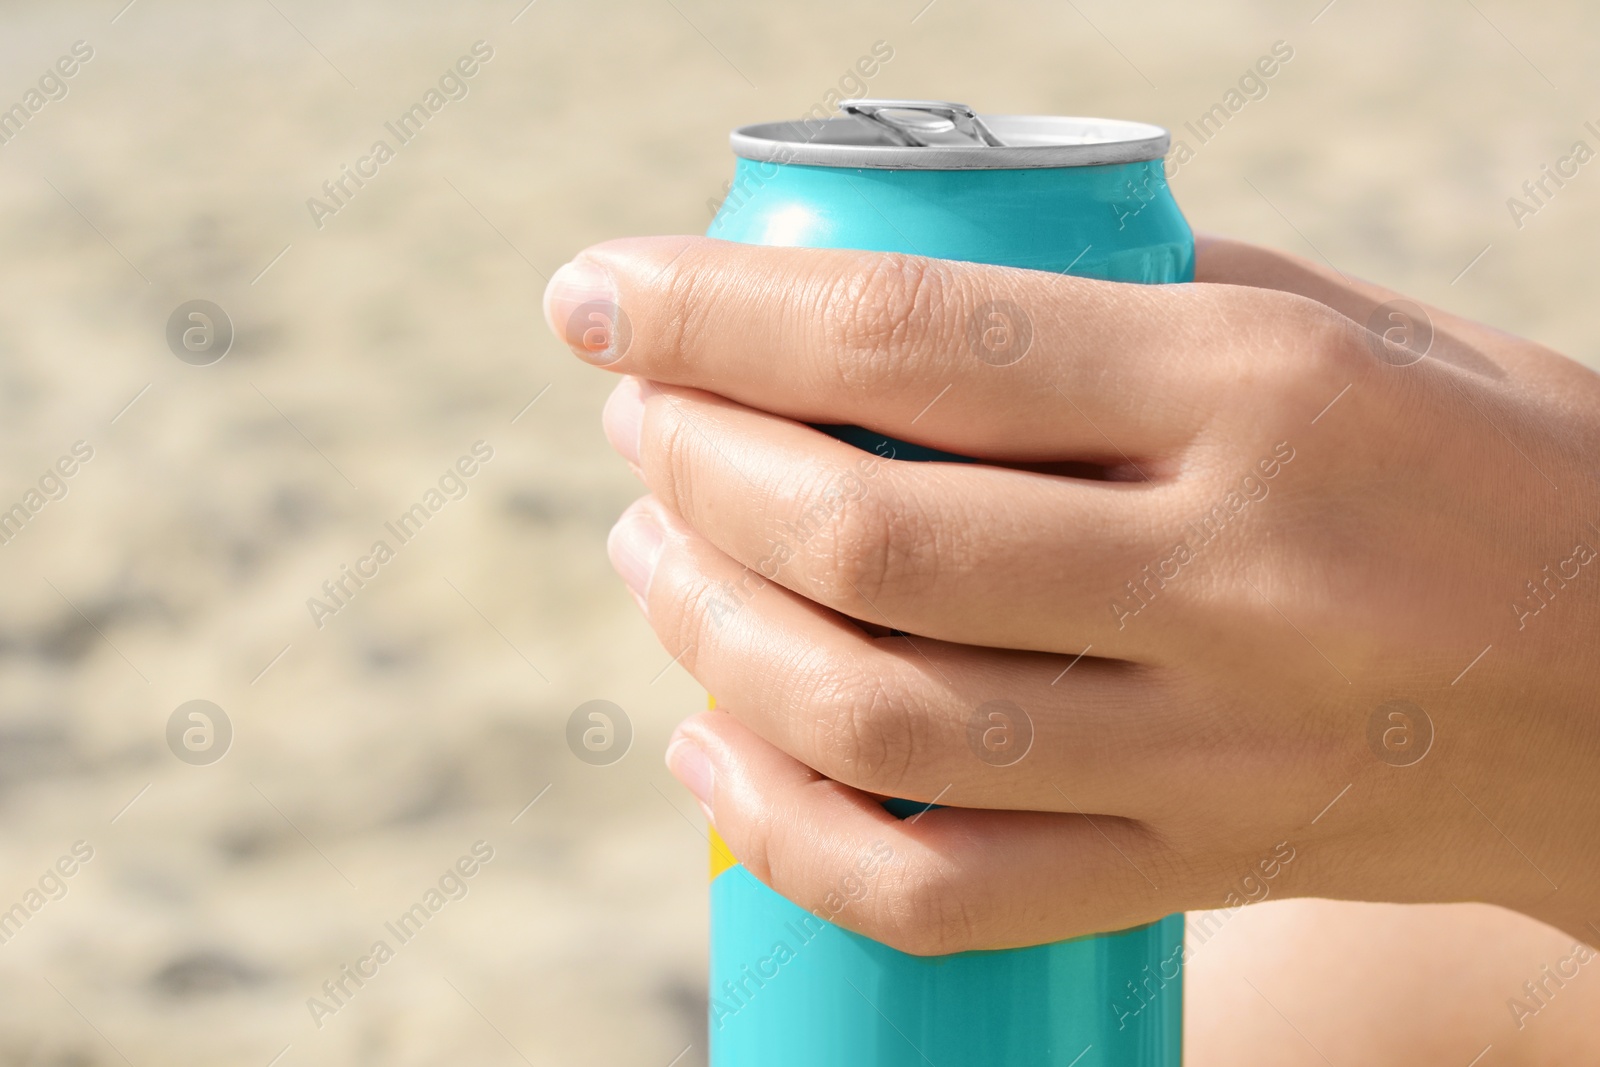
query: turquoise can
[{"left": 704, "top": 100, "right": 1193, "bottom": 1066}]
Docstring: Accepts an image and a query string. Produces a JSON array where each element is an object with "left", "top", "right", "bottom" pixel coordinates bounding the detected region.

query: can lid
[{"left": 730, "top": 99, "right": 1170, "bottom": 170}]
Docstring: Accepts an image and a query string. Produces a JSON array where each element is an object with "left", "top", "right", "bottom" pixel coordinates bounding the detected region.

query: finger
[
  {"left": 610, "top": 378, "right": 1197, "bottom": 658},
  {"left": 1195, "top": 233, "right": 1412, "bottom": 323},
  {"left": 667, "top": 709, "right": 1179, "bottom": 954},
  {"left": 611, "top": 494, "right": 1185, "bottom": 817},
  {"left": 545, "top": 234, "right": 1319, "bottom": 464},
  {"left": 1195, "top": 235, "right": 1515, "bottom": 375}
]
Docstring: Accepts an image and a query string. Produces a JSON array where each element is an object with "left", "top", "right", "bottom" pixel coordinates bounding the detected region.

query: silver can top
[{"left": 730, "top": 99, "right": 1170, "bottom": 171}]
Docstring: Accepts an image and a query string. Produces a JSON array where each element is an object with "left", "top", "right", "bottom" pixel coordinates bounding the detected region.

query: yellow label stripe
[
  {"left": 705, "top": 693, "right": 741, "bottom": 879},
  {"left": 710, "top": 825, "right": 739, "bottom": 880}
]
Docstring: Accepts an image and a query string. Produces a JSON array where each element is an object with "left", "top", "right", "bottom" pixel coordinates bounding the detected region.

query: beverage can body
[
  {"left": 703, "top": 106, "right": 1192, "bottom": 1067},
  {"left": 710, "top": 155, "right": 1192, "bottom": 282}
]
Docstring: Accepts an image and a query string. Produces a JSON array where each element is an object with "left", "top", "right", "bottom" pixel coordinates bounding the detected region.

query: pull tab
[{"left": 839, "top": 99, "right": 1006, "bottom": 148}]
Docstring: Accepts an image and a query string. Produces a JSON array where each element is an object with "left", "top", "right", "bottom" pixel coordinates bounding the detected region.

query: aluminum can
[{"left": 704, "top": 99, "right": 1192, "bottom": 1067}]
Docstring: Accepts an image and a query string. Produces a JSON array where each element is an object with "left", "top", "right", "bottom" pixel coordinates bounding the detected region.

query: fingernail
[
  {"left": 602, "top": 377, "right": 645, "bottom": 465},
  {"left": 607, "top": 507, "right": 665, "bottom": 600},
  {"left": 543, "top": 258, "right": 629, "bottom": 364},
  {"left": 665, "top": 733, "right": 714, "bottom": 809}
]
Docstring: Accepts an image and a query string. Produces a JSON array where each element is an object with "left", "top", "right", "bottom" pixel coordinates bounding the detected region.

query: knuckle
[
  {"left": 813, "top": 487, "right": 897, "bottom": 605},
  {"left": 655, "top": 563, "right": 723, "bottom": 677},
  {"left": 872, "top": 858, "right": 979, "bottom": 956},
  {"left": 650, "top": 248, "right": 717, "bottom": 375},
  {"left": 735, "top": 806, "right": 785, "bottom": 887},
  {"left": 651, "top": 400, "right": 701, "bottom": 515},
  {"left": 1303, "top": 297, "right": 1374, "bottom": 378},
  {"left": 1196, "top": 291, "right": 1362, "bottom": 440},
  {"left": 800, "top": 476, "right": 935, "bottom": 611},
  {"left": 820, "top": 254, "right": 953, "bottom": 393},
  {"left": 806, "top": 668, "right": 924, "bottom": 796},
  {"left": 1266, "top": 292, "right": 1370, "bottom": 394},
  {"left": 1277, "top": 301, "right": 1376, "bottom": 426}
]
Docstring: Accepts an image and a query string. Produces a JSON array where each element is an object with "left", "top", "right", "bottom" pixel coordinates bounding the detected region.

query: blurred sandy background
[{"left": 0, "top": 0, "right": 1595, "bottom": 1064}]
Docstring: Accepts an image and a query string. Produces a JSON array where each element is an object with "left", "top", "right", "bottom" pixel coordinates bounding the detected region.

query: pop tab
[{"left": 729, "top": 96, "right": 1171, "bottom": 169}]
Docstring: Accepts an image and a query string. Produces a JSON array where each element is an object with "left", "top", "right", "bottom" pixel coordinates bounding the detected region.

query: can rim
[{"left": 730, "top": 114, "right": 1171, "bottom": 170}]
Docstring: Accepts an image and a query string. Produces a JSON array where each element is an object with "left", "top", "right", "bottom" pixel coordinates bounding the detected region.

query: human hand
[{"left": 543, "top": 234, "right": 1600, "bottom": 954}]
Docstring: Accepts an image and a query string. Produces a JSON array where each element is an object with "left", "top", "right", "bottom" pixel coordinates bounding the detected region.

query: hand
[{"left": 543, "top": 234, "right": 1600, "bottom": 955}]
